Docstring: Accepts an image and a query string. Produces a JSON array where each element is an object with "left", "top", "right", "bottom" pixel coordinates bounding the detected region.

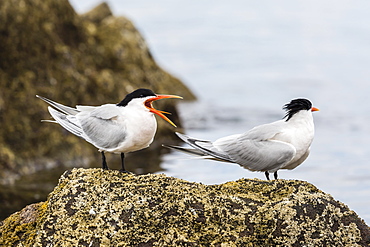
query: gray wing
[
  {"left": 174, "top": 132, "right": 234, "bottom": 162},
  {"left": 36, "top": 95, "right": 79, "bottom": 115},
  {"left": 84, "top": 104, "right": 120, "bottom": 120},
  {"left": 215, "top": 122, "right": 296, "bottom": 172},
  {"left": 219, "top": 138, "right": 296, "bottom": 172},
  {"left": 241, "top": 120, "right": 285, "bottom": 140},
  {"left": 174, "top": 121, "right": 296, "bottom": 172},
  {"left": 47, "top": 107, "right": 83, "bottom": 137},
  {"left": 76, "top": 105, "right": 126, "bottom": 150},
  {"left": 162, "top": 144, "right": 235, "bottom": 163},
  {"left": 39, "top": 96, "right": 127, "bottom": 150},
  {"left": 37, "top": 95, "right": 83, "bottom": 137}
]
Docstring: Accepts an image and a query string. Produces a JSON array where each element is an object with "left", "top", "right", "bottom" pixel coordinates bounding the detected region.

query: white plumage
[
  {"left": 165, "top": 98, "right": 319, "bottom": 180},
  {"left": 37, "top": 89, "right": 182, "bottom": 171}
]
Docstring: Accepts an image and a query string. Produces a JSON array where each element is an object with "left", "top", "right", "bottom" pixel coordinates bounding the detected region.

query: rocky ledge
[{"left": 1, "top": 168, "right": 369, "bottom": 246}]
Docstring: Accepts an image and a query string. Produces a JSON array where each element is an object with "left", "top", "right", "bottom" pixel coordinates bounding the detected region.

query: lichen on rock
[{"left": 1, "top": 168, "right": 369, "bottom": 246}]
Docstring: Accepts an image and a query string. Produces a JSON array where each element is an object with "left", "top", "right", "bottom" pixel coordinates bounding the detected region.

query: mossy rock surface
[
  {"left": 0, "top": 0, "right": 195, "bottom": 184},
  {"left": 1, "top": 168, "right": 369, "bottom": 246}
]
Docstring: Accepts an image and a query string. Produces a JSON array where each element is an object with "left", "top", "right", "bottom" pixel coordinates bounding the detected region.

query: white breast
[
  {"left": 272, "top": 110, "right": 315, "bottom": 167},
  {"left": 106, "top": 104, "right": 158, "bottom": 154}
]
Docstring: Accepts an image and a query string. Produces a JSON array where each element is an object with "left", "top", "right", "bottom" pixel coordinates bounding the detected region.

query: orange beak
[
  {"left": 145, "top": 94, "right": 183, "bottom": 127},
  {"left": 311, "top": 107, "right": 320, "bottom": 112}
]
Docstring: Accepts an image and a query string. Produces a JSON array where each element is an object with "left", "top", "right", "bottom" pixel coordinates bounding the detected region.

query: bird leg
[
  {"left": 265, "top": 171, "right": 270, "bottom": 180},
  {"left": 101, "top": 152, "right": 109, "bottom": 170},
  {"left": 119, "top": 153, "right": 128, "bottom": 173},
  {"left": 274, "top": 171, "right": 278, "bottom": 180}
]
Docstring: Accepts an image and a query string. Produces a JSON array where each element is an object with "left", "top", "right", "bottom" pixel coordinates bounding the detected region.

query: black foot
[
  {"left": 274, "top": 171, "right": 278, "bottom": 180},
  {"left": 265, "top": 171, "right": 270, "bottom": 180},
  {"left": 101, "top": 152, "right": 109, "bottom": 170}
]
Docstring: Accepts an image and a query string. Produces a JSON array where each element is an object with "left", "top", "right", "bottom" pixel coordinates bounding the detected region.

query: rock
[
  {"left": 1, "top": 168, "right": 369, "bottom": 246},
  {"left": 81, "top": 2, "right": 113, "bottom": 24},
  {"left": 0, "top": 0, "right": 195, "bottom": 184}
]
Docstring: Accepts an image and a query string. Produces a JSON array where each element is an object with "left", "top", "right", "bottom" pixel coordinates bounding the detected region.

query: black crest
[
  {"left": 117, "top": 89, "right": 156, "bottom": 107},
  {"left": 283, "top": 98, "right": 312, "bottom": 121}
]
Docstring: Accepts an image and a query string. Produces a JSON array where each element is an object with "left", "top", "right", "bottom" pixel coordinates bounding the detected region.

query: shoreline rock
[
  {"left": 1, "top": 168, "right": 369, "bottom": 246},
  {"left": 0, "top": 0, "right": 195, "bottom": 185}
]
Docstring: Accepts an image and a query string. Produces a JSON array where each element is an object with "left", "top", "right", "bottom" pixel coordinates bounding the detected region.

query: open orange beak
[
  {"left": 311, "top": 107, "right": 320, "bottom": 112},
  {"left": 145, "top": 94, "right": 183, "bottom": 127}
]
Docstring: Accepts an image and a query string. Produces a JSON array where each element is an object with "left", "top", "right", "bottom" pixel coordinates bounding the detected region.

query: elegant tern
[
  {"left": 37, "top": 88, "right": 182, "bottom": 171},
  {"left": 165, "top": 98, "right": 319, "bottom": 180}
]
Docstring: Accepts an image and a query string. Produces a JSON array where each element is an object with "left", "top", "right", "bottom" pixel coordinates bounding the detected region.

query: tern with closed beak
[
  {"left": 37, "top": 88, "right": 182, "bottom": 172},
  {"left": 164, "top": 98, "right": 319, "bottom": 180}
]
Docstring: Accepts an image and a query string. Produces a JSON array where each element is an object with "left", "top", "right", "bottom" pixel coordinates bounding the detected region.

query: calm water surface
[{"left": 70, "top": 0, "right": 370, "bottom": 224}]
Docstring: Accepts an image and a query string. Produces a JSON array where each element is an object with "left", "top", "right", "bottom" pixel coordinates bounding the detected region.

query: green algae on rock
[
  {"left": 1, "top": 168, "right": 369, "bottom": 246},
  {"left": 0, "top": 0, "right": 195, "bottom": 184}
]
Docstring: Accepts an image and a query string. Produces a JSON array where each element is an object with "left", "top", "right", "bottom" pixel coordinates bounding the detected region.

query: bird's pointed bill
[
  {"left": 311, "top": 107, "right": 319, "bottom": 112},
  {"left": 145, "top": 94, "right": 183, "bottom": 127}
]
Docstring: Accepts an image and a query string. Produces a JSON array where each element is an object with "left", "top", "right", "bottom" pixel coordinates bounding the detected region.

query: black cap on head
[
  {"left": 117, "top": 89, "right": 156, "bottom": 106},
  {"left": 283, "top": 98, "right": 312, "bottom": 121}
]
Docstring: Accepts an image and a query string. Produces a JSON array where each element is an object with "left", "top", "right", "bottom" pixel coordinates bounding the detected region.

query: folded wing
[
  {"left": 171, "top": 129, "right": 296, "bottom": 172},
  {"left": 219, "top": 138, "right": 296, "bottom": 172},
  {"left": 217, "top": 121, "right": 296, "bottom": 171},
  {"left": 38, "top": 96, "right": 127, "bottom": 150},
  {"left": 76, "top": 105, "right": 126, "bottom": 150}
]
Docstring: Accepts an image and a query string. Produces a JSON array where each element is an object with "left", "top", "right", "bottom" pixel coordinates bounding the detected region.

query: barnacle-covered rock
[{"left": 1, "top": 168, "right": 369, "bottom": 246}]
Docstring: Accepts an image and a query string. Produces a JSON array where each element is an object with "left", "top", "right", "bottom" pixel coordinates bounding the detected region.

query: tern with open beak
[
  {"left": 164, "top": 98, "right": 319, "bottom": 180},
  {"left": 37, "top": 88, "right": 182, "bottom": 172}
]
